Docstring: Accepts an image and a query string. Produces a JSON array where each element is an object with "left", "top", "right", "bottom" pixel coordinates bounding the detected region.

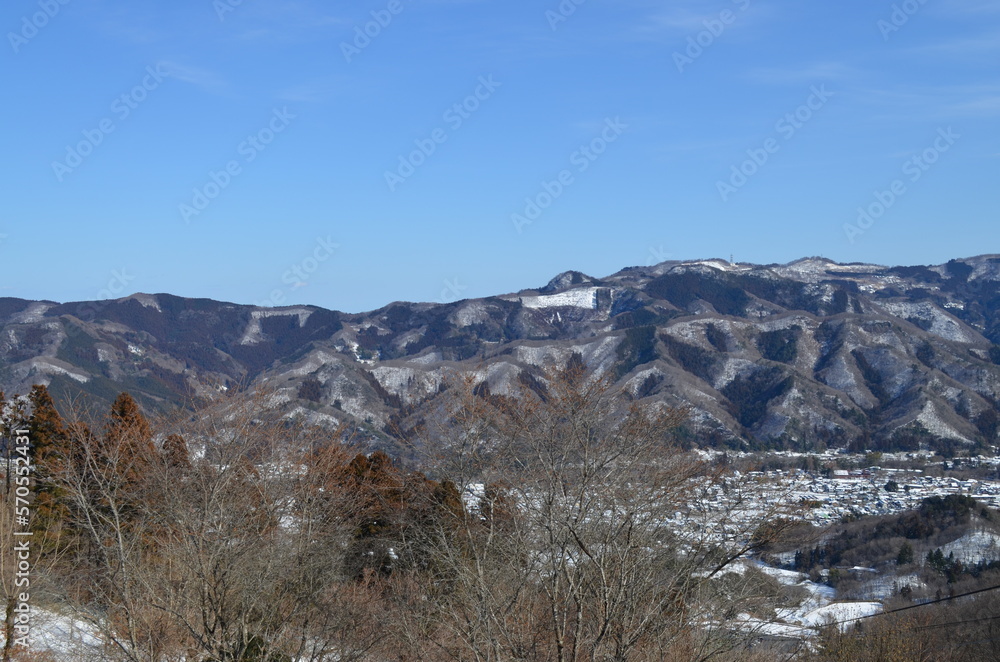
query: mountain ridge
[{"left": 4, "top": 254, "right": 1000, "bottom": 454}]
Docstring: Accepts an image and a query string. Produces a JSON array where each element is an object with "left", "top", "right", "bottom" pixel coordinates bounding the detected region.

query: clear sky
[{"left": 2, "top": 0, "right": 998, "bottom": 312}]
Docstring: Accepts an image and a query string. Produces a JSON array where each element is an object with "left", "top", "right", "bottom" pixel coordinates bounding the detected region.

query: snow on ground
[
  {"left": 756, "top": 563, "right": 811, "bottom": 586},
  {"left": 941, "top": 530, "right": 1000, "bottom": 564},
  {"left": 724, "top": 561, "right": 876, "bottom": 640},
  {"left": 860, "top": 573, "right": 926, "bottom": 600},
  {"left": 0, "top": 608, "right": 104, "bottom": 659},
  {"left": 730, "top": 614, "right": 814, "bottom": 640},
  {"left": 799, "top": 602, "right": 882, "bottom": 630},
  {"left": 462, "top": 483, "right": 485, "bottom": 512},
  {"left": 519, "top": 287, "right": 599, "bottom": 309},
  {"left": 750, "top": 561, "right": 880, "bottom": 634}
]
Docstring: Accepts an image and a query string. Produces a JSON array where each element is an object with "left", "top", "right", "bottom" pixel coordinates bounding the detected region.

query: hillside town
[{"left": 717, "top": 451, "right": 1000, "bottom": 526}]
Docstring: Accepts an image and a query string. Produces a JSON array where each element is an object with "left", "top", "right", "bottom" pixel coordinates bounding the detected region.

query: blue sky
[{"left": 2, "top": 0, "right": 998, "bottom": 312}]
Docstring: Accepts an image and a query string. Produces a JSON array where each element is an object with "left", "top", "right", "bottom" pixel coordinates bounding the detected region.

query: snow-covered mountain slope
[{"left": 2, "top": 255, "right": 1000, "bottom": 453}]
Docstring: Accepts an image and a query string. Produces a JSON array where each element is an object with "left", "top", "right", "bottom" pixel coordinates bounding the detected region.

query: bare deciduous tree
[{"left": 406, "top": 362, "right": 800, "bottom": 662}]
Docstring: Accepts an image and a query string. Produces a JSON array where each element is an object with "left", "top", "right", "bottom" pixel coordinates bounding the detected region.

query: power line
[
  {"left": 911, "top": 613, "right": 1000, "bottom": 631},
  {"left": 811, "top": 583, "right": 1000, "bottom": 630},
  {"left": 848, "top": 613, "right": 1000, "bottom": 635}
]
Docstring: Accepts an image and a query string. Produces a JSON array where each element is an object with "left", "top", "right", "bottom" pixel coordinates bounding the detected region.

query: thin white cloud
[
  {"left": 947, "top": 95, "right": 1000, "bottom": 115},
  {"left": 276, "top": 79, "right": 343, "bottom": 103},
  {"left": 641, "top": 9, "right": 720, "bottom": 34},
  {"left": 903, "top": 30, "right": 1000, "bottom": 57},
  {"left": 157, "top": 62, "right": 228, "bottom": 93},
  {"left": 859, "top": 83, "right": 1000, "bottom": 120},
  {"left": 632, "top": 1, "right": 773, "bottom": 41},
  {"left": 930, "top": 0, "right": 1000, "bottom": 15},
  {"left": 747, "top": 62, "right": 857, "bottom": 85}
]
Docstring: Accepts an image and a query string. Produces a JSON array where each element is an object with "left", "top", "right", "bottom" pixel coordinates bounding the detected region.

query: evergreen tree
[
  {"left": 103, "top": 392, "right": 155, "bottom": 494},
  {"left": 27, "top": 385, "right": 67, "bottom": 471},
  {"left": 161, "top": 434, "right": 191, "bottom": 471},
  {"left": 0, "top": 391, "right": 25, "bottom": 495},
  {"left": 106, "top": 392, "right": 153, "bottom": 447},
  {"left": 26, "top": 385, "right": 70, "bottom": 542},
  {"left": 336, "top": 451, "right": 404, "bottom": 577},
  {"left": 896, "top": 541, "right": 914, "bottom": 566}
]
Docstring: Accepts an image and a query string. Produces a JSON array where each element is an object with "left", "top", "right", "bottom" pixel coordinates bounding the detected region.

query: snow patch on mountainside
[
  {"left": 772, "top": 258, "right": 838, "bottom": 282},
  {"left": 663, "top": 320, "right": 716, "bottom": 346},
  {"left": 818, "top": 355, "right": 873, "bottom": 408},
  {"left": 9, "top": 302, "right": 53, "bottom": 324},
  {"left": 241, "top": 308, "right": 313, "bottom": 345},
  {"left": 519, "top": 287, "right": 599, "bottom": 310},
  {"left": 409, "top": 350, "right": 443, "bottom": 365},
  {"left": 968, "top": 257, "right": 1000, "bottom": 281},
  {"left": 713, "top": 357, "right": 757, "bottom": 391},
  {"left": 514, "top": 335, "right": 619, "bottom": 373},
  {"left": 628, "top": 368, "right": 662, "bottom": 395},
  {"left": 688, "top": 259, "right": 735, "bottom": 272},
  {"left": 759, "top": 316, "right": 811, "bottom": 333},
  {"left": 451, "top": 301, "right": 493, "bottom": 327},
  {"left": 371, "top": 366, "right": 442, "bottom": 403},
  {"left": 915, "top": 401, "right": 973, "bottom": 443},
  {"left": 286, "top": 406, "right": 342, "bottom": 429},
  {"left": 27, "top": 358, "right": 90, "bottom": 383},
  {"left": 128, "top": 293, "right": 161, "bottom": 310},
  {"left": 879, "top": 301, "right": 977, "bottom": 343},
  {"left": 281, "top": 350, "right": 342, "bottom": 378},
  {"left": 471, "top": 361, "right": 523, "bottom": 395}
]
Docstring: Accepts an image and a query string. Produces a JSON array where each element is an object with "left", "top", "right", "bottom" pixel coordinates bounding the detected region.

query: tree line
[{"left": 0, "top": 365, "right": 915, "bottom": 661}]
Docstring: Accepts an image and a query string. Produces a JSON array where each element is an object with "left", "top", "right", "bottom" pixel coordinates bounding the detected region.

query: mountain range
[{"left": 4, "top": 255, "right": 1000, "bottom": 454}]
